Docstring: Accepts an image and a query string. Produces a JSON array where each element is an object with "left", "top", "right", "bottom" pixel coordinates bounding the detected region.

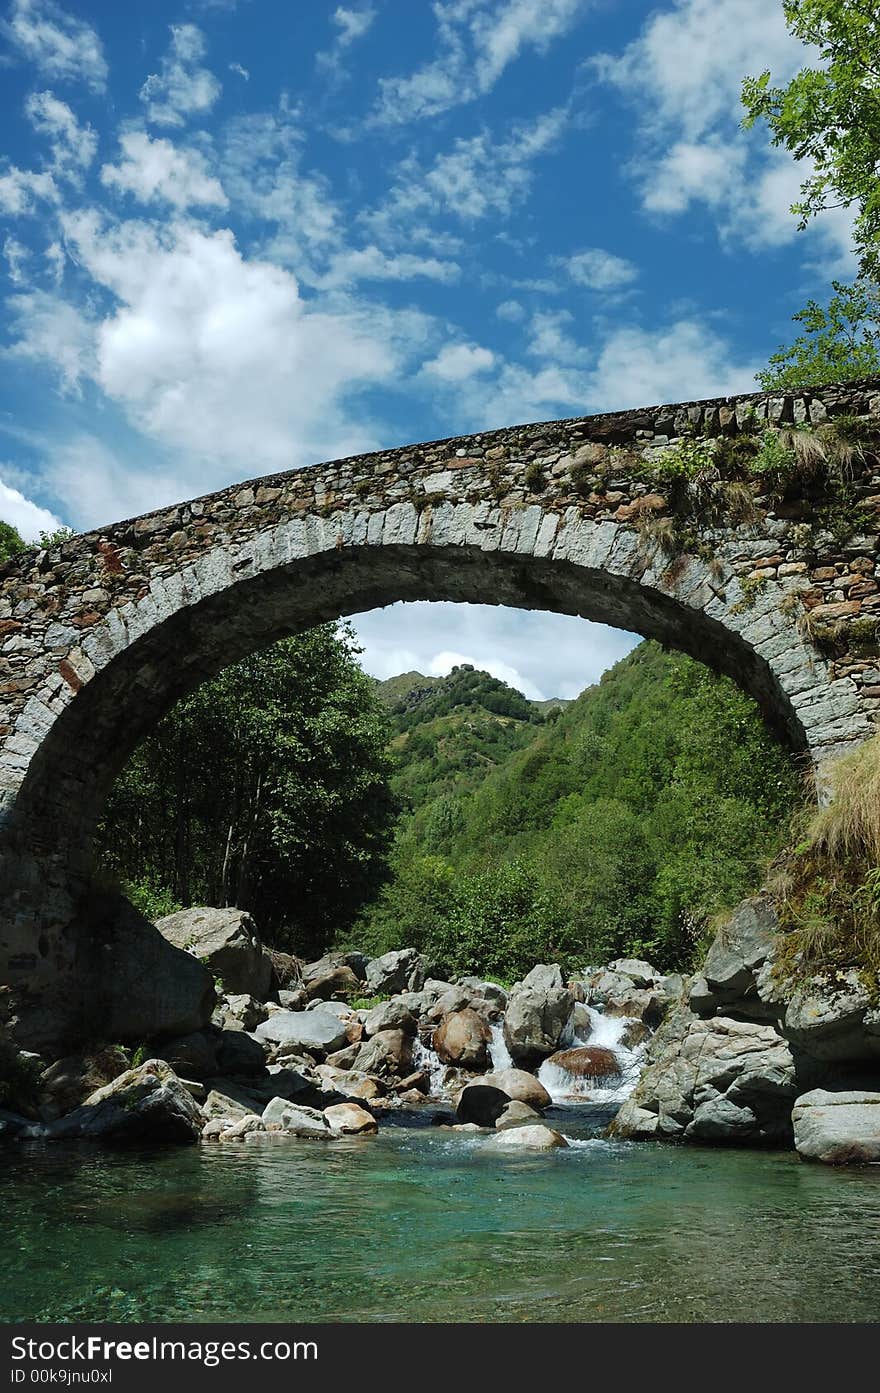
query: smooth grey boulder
[
  {"left": 485, "top": 1124, "right": 568, "bottom": 1150},
  {"left": 261, "top": 1097, "right": 330, "bottom": 1138},
  {"left": 690, "top": 897, "right": 780, "bottom": 1020},
  {"left": 792, "top": 1089, "right": 880, "bottom": 1165},
  {"left": 503, "top": 971, "right": 573, "bottom": 1067},
  {"left": 363, "top": 999, "right": 417, "bottom": 1037},
  {"left": 352, "top": 1028, "right": 413, "bottom": 1078},
  {"left": 78, "top": 897, "right": 216, "bottom": 1045},
  {"left": 783, "top": 970, "right": 880, "bottom": 1062},
  {"left": 365, "top": 948, "right": 424, "bottom": 995},
  {"left": 48, "top": 1061, "right": 203, "bottom": 1145},
  {"left": 611, "top": 1008, "right": 796, "bottom": 1145},
  {"left": 495, "top": 1100, "right": 542, "bottom": 1130},
  {"left": 607, "top": 959, "right": 662, "bottom": 988},
  {"left": 483, "top": 1068, "right": 551, "bottom": 1111},
  {"left": 157, "top": 907, "right": 274, "bottom": 1000},
  {"left": 254, "top": 1009, "right": 349, "bottom": 1056}
]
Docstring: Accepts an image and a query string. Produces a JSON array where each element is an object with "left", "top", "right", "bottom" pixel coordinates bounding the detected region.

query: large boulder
[
  {"left": 495, "top": 1100, "right": 542, "bottom": 1130},
  {"left": 503, "top": 966, "right": 573, "bottom": 1067},
  {"left": 157, "top": 907, "right": 274, "bottom": 1000},
  {"left": 214, "top": 994, "right": 268, "bottom": 1032},
  {"left": 607, "top": 959, "right": 663, "bottom": 989},
  {"left": 544, "top": 1046, "right": 621, "bottom": 1081},
  {"left": 48, "top": 1061, "right": 203, "bottom": 1145},
  {"left": 157, "top": 1031, "right": 218, "bottom": 1080},
  {"left": 254, "top": 1009, "right": 349, "bottom": 1057},
  {"left": 792, "top": 1089, "right": 880, "bottom": 1165},
  {"left": 782, "top": 971, "right": 880, "bottom": 1063},
  {"left": 261, "top": 1097, "right": 330, "bottom": 1138},
  {"left": 610, "top": 1007, "right": 797, "bottom": 1146},
  {"left": 483, "top": 1068, "right": 551, "bottom": 1111},
  {"left": 456, "top": 1084, "right": 511, "bottom": 1126},
  {"left": 458, "top": 977, "right": 508, "bottom": 1009},
  {"left": 485, "top": 1124, "right": 568, "bottom": 1151},
  {"left": 433, "top": 1008, "right": 492, "bottom": 1069},
  {"left": 301, "top": 951, "right": 368, "bottom": 985},
  {"left": 365, "top": 948, "right": 425, "bottom": 995},
  {"left": 352, "top": 1029, "right": 413, "bottom": 1079},
  {"left": 39, "top": 1046, "right": 131, "bottom": 1120},
  {"left": 213, "top": 1029, "right": 267, "bottom": 1078},
  {"left": 689, "top": 897, "right": 779, "bottom": 1020},
  {"left": 363, "top": 999, "right": 417, "bottom": 1037},
  {"left": 78, "top": 896, "right": 216, "bottom": 1045},
  {"left": 323, "top": 1102, "right": 378, "bottom": 1135},
  {"left": 303, "top": 966, "right": 362, "bottom": 1002}
]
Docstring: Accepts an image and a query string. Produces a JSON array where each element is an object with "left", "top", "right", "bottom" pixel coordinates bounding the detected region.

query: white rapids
[{"left": 537, "top": 1005, "right": 645, "bottom": 1105}]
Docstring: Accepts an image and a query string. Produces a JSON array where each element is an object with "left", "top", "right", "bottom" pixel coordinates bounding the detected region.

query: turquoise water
[{"left": 4, "top": 1105, "right": 880, "bottom": 1323}]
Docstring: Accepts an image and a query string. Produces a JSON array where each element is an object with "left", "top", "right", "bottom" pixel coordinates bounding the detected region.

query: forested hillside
[{"left": 355, "top": 642, "right": 801, "bottom": 977}]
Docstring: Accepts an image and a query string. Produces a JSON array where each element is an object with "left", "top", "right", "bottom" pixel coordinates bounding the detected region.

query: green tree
[
  {"left": 757, "top": 279, "right": 880, "bottom": 389},
  {"left": 0, "top": 520, "right": 26, "bottom": 563},
  {"left": 742, "top": 1, "right": 880, "bottom": 283},
  {"left": 99, "top": 623, "right": 397, "bottom": 957}
]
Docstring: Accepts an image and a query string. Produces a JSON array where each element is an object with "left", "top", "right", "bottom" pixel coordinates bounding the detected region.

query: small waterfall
[
  {"left": 537, "top": 1005, "right": 645, "bottom": 1104},
  {"left": 488, "top": 1023, "right": 514, "bottom": 1072},
  {"left": 411, "top": 1035, "right": 449, "bottom": 1098}
]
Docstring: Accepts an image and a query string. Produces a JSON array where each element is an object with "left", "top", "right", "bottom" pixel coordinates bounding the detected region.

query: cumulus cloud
[
  {"left": 565, "top": 247, "right": 638, "bottom": 291},
  {"left": 140, "top": 24, "right": 222, "bottom": 128},
  {"left": 0, "top": 165, "right": 57, "bottom": 216},
  {"left": 7, "top": 288, "right": 95, "bottom": 393},
  {"left": 3, "top": 0, "right": 107, "bottom": 91},
  {"left": 374, "top": 0, "right": 588, "bottom": 124},
  {"left": 585, "top": 319, "right": 760, "bottom": 411},
  {"left": 0, "top": 476, "right": 62, "bottom": 539},
  {"left": 25, "top": 90, "right": 97, "bottom": 179},
  {"left": 101, "top": 131, "right": 228, "bottom": 210},
  {"left": 422, "top": 343, "right": 495, "bottom": 381}
]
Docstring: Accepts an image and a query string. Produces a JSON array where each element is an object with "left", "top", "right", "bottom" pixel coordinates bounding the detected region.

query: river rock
[
  {"left": 618, "top": 1019, "right": 651, "bottom": 1049},
  {"left": 495, "top": 1100, "right": 542, "bottom": 1130},
  {"left": 301, "top": 951, "right": 368, "bottom": 985},
  {"left": 39, "top": 1046, "right": 131, "bottom": 1120},
  {"left": 344, "top": 1076, "right": 387, "bottom": 1101},
  {"left": 792, "top": 1089, "right": 880, "bottom": 1164},
  {"left": 217, "top": 1114, "right": 265, "bottom": 1142},
  {"left": 261, "top": 1097, "right": 330, "bottom": 1137},
  {"left": 689, "top": 897, "right": 779, "bottom": 1020},
  {"left": 545, "top": 1046, "right": 621, "bottom": 1081},
  {"left": 365, "top": 948, "right": 425, "bottom": 995},
  {"left": 458, "top": 977, "right": 508, "bottom": 1009},
  {"left": 304, "top": 966, "right": 362, "bottom": 1002},
  {"left": 503, "top": 968, "right": 573, "bottom": 1067},
  {"left": 364, "top": 999, "right": 417, "bottom": 1037},
  {"left": 48, "top": 1061, "right": 203, "bottom": 1145},
  {"left": 216, "top": 994, "right": 268, "bottom": 1032},
  {"left": 456, "top": 1084, "right": 511, "bottom": 1126},
  {"left": 426, "top": 986, "right": 472, "bottom": 1020},
  {"left": 255, "top": 1009, "right": 349, "bottom": 1056},
  {"left": 610, "top": 1007, "right": 797, "bottom": 1146},
  {"left": 324, "top": 1102, "right": 378, "bottom": 1135},
  {"left": 352, "top": 1028, "right": 413, "bottom": 1078},
  {"left": 214, "top": 1029, "right": 267, "bottom": 1078},
  {"left": 485, "top": 1124, "right": 568, "bottom": 1150},
  {"left": 483, "top": 1068, "right": 551, "bottom": 1110},
  {"left": 782, "top": 970, "right": 880, "bottom": 1062},
  {"left": 607, "top": 959, "right": 663, "bottom": 988},
  {"left": 157, "top": 907, "right": 274, "bottom": 999},
  {"left": 202, "top": 1085, "right": 261, "bottom": 1121},
  {"left": 158, "top": 1031, "right": 218, "bottom": 1080},
  {"left": 433, "top": 1008, "right": 492, "bottom": 1069},
  {"left": 79, "top": 897, "right": 216, "bottom": 1045}
]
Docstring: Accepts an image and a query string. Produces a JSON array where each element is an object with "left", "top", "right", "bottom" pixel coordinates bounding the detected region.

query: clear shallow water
[{"left": 4, "top": 1105, "right": 880, "bottom": 1323}]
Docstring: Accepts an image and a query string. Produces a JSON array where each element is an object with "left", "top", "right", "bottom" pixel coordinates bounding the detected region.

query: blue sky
[{"left": 0, "top": 0, "right": 853, "bottom": 698}]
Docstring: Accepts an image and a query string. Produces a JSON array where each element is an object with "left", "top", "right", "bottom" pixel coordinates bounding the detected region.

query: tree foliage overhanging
[{"left": 97, "top": 623, "right": 397, "bottom": 958}]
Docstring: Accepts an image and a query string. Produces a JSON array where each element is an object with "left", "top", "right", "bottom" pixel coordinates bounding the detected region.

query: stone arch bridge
[{"left": 3, "top": 377, "right": 880, "bottom": 1048}]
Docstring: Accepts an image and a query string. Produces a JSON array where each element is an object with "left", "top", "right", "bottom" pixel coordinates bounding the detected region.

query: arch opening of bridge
[{"left": 3, "top": 378, "right": 879, "bottom": 1048}]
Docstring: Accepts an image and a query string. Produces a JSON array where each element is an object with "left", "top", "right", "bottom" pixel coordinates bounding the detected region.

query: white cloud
[
  {"left": 0, "top": 476, "right": 62, "bottom": 540},
  {"left": 101, "top": 131, "right": 228, "bottom": 210},
  {"left": 140, "top": 24, "right": 221, "bottom": 128},
  {"left": 3, "top": 236, "right": 29, "bottom": 284},
  {"left": 25, "top": 90, "right": 97, "bottom": 178},
  {"left": 7, "top": 289, "right": 95, "bottom": 393},
  {"left": 228, "top": 61, "right": 249, "bottom": 80},
  {"left": 496, "top": 298, "right": 524, "bottom": 321},
  {"left": 596, "top": 0, "right": 854, "bottom": 270},
  {"left": 586, "top": 319, "right": 760, "bottom": 412},
  {"left": 0, "top": 165, "right": 57, "bottom": 216},
  {"left": 350, "top": 601, "right": 639, "bottom": 701},
  {"left": 566, "top": 247, "right": 638, "bottom": 290},
  {"left": 367, "top": 107, "right": 569, "bottom": 244},
  {"left": 317, "top": 5, "right": 376, "bottom": 73},
  {"left": 3, "top": 0, "right": 107, "bottom": 91},
  {"left": 374, "top": 0, "right": 587, "bottom": 124},
  {"left": 422, "top": 343, "right": 495, "bottom": 381},
  {"left": 317, "top": 245, "right": 459, "bottom": 289}
]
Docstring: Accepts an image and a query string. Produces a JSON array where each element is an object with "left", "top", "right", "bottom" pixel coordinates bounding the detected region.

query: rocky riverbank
[{"left": 2, "top": 897, "right": 880, "bottom": 1166}]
